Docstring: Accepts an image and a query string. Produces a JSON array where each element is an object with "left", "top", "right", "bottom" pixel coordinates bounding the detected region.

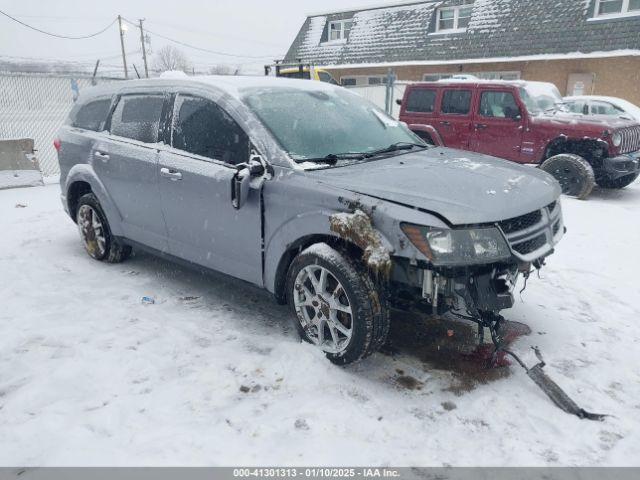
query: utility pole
[
  {"left": 138, "top": 18, "right": 149, "bottom": 78},
  {"left": 117, "top": 15, "right": 128, "bottom": 79}
]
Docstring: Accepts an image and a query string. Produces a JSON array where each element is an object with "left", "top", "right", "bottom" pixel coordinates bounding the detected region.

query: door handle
[
  {"left": 160, "top": 167, "right": 183, "bottom": 181},
  {"left": 93, "top": 150, "right": 110, "bottom": 162},
  {"left": 475, "top": 123, "right": 488, "bottom": 129},
  {"left": 439, "top": 121, "right": 451, "bottom": 126}
]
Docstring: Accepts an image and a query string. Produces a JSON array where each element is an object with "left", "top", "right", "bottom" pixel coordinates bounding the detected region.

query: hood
[
  {"left": 307, "top": 148, "right": 560, "bottom": 226},
  {"left": 531, "top": 111, "right": 639, "bottom": 132}
]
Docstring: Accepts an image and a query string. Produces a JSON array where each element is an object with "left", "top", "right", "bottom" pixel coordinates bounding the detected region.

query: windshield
[
  {"left": 241, "top": 86, "right": 422, "bottom": 165},
  {"left": 519, "top": 82, "right": 564, "bottom": 114}
]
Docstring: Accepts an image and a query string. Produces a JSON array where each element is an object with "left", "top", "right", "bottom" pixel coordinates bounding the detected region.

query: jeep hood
[
  {"left": 531, "top": 112, "right": 639, "bottom": 131},
  {"left": 307, "top": 148, "right": 561, "bottom": 226}
]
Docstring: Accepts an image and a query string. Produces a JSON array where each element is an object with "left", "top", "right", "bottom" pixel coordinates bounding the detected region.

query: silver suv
[{"left": 56, "top": 76, "right": 564, "bottom": 365}]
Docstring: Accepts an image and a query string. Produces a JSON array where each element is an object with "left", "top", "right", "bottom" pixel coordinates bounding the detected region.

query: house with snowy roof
[{"left": 283, "top": 0, "right": 640, "bottom": 104}]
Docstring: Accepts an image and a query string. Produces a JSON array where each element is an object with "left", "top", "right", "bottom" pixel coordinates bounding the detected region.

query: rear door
[
  {"left": 158, "top": 93, "right": 263, "bottom": 285},
  {"left": 91, "top": 93, "right": 168, "bottom": 250},
  {"left": 437, "top": 87, "right": 474, "bottom": 149},
  {"left": 471, "top": 88, "right": 524, "bottom": 162}
]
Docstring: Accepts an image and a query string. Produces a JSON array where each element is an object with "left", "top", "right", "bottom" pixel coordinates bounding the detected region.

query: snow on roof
[{"left": 284, "top": 0, "right": 640, "bottom": 67}]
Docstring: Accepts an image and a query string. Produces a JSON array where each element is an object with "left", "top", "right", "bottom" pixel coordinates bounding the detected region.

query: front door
[
  {"left": 436, "top": 87, "right": 474, "bottom": 150},
  {"left": 158, "top": 93, "right": 263, "bottom": 285},
  {"left": 472, "top": 89, "right": 524, "bottom": 162},
  {"left": 92, "top": 93, "right": 168, "bottom": 251}
]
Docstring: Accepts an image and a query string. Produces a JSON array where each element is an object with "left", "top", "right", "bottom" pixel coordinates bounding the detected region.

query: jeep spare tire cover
[{"left": 540, "top": 154, "right": 595, "bottom": 200}]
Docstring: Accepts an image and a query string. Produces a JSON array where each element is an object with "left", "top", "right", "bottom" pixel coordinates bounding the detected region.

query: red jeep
[{"left": 398, "top": 80, "right": 640, "bottom": 199}]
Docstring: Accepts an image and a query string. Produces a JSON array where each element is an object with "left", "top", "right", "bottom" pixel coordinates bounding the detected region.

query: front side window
[
  {"left": 436, "top": 1, "right": 474, "bottom": 31},
  {"left": 441, "top": 90, "right": 472, "bottom": 115},
  {"left": 73, "top": 98, "right": 112, "bottom": 131},
  {"left": 594, "top": 0, "right": 640, "bottom": 16},
  {"left": 479, "top": 91, "right": 521, "bottom": 119},
  {"left": 406, "top": 89, "right": 437, "bottom": 113},
  {"left": 242, "top": 87, "right": 421, "bottom": 164},
  {"left": 110, "top": 95, "right": 164, "bottom": 143},
  {"left": 590, "top": 101, "right": 625, "bottom": 116},
  {"left": 328, "top": 20, "right": 353, "bottom": 41},
  {"left": 171, "top": 95, "right": 249, "bottom": 165},
  {"left": 518, "top": 83, "right": 563, "bottom": 114}
]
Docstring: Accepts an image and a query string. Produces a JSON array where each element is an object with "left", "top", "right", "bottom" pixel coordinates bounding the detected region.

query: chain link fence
[{"left": 0, "top": 72, "right": 119, "bottom": 177}]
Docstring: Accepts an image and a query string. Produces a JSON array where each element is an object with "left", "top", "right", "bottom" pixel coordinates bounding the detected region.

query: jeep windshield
[
  {"left": 519, "top": 82, "right": 565, "bottom": 115},
  {"left": 241, "top": 86, "right": 426, "bottom": 167}
]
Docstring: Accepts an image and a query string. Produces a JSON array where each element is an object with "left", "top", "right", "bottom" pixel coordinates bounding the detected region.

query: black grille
[
  {"left": 619, "top": 126, "right": 640, "bottom": 154},
  {"left": 553, "top": 221, "right": 560, "bottom": 235},
  {"left": 513, "top": 234, "right": 547, "bottom": 255},
  {"left": 498, "top": 210, "right": 542, "bottom": 234}
]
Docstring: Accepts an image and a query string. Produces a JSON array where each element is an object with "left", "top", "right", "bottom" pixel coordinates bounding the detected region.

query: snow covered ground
[{"left": 1, "top": 183, "right": 640, "bottom": 466}]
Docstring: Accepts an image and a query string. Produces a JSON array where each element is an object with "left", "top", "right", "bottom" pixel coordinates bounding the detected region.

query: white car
[{"left": 563, "top": 95, "right": 640, "bottom": 122}]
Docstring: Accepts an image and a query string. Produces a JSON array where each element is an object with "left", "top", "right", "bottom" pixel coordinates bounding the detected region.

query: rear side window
[
  {"left": 406, "top": 89, "right": 436, "bottom": 113},
  {"left": 172, "top": 95, "right": 249, "bottom": 165},
  {"left": 110, "top": 95, "right": 165, "bottom": 143},
  {"left": 73, "top": 99, "right": 112, "bottom": 131},
  {"left": 441, "top": 90, "right": 472, "bottom": 115}
]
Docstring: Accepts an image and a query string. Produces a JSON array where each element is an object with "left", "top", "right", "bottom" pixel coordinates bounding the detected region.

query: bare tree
[
  {"left": 209, "top": 64, "right": 241, "bottom": 76},
  {"left": 153, "top": 45, "right": 192, "bottom": 73}
]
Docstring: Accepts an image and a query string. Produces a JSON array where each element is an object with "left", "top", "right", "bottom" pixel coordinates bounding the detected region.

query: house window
[
  {"left": 340, "top": 75, "right": 388, "bottom": 87},
  {"left": 423, "top": 71, "right": 521, "bottom": 81},
  {"left": 594, "top": 0, "right": 640, "bottom": 17},
  {"left": 436, "top": 0, "right": 474, "bottom": 32},
  {"left": 329, "top": 19, "right": 353, "bottom": 41}
]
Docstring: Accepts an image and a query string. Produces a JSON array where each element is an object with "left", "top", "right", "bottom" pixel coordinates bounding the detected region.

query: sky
[{"left": 0, "top": 0, "right": 399, "bottom": 75}]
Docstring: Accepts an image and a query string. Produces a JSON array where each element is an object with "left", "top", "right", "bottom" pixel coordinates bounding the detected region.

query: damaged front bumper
[{"left": 603, "top": 151, "right": 640, "bottom": 179}]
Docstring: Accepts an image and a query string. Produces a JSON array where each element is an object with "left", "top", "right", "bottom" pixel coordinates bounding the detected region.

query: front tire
[
  {"left": 285, "top": 243, "right": 390, "bottom": 365},
  {"left": 76, "top": 193, "right": 132, "bottom": 263},
  {"left": 540, "top": 154, "right": 595, "bottom": 200},
  {"left": 596, "top": 172, "right": 639, "bottom": 189}
]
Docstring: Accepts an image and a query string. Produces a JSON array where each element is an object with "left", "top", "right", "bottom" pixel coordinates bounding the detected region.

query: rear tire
[
  {"left": 540, "top": 154, "right": 595, "bottom": 200},
  {"left": 595, "top": 172, "right": 639, "bottom": 189},
  {"left": 285, "top": 243, "right": 390, "bottom": 365},
  {"left": 76, "top": 193, "right": 132, "bottom": 263}
]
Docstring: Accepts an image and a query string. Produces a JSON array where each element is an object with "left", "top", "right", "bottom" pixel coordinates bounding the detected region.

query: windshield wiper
[
  {"left": 363, "top": 142, "right": 429, "bottom": 158},
  {"left": 294, "top": 142, "right": 428, "bottom": 165}
]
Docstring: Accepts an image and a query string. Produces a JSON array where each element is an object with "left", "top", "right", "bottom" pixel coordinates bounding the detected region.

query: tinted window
[
  {"left": 73, "top": 99, "right": 112, "bottom": 131},
  {"left": 479, "top": 91, "right": 521, "bottom": 119},
  {"left": 110, "top": 95, "right": 164, "bottom": 143},
  {"left": 406, "top": 89, "right": 436, "bottom": 113},
  {"left": 172, "top": 95, "right": 249, "bottom": 165},
  {"left": 441, "top": 90, "right": 472, "bottom": 115},
  {"left": 318, "top": 71, "right": 338, "bottom": 85}
]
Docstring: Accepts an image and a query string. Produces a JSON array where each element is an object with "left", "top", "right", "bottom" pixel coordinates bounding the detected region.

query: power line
[
  {"left": 121, "top": 17, "right": 281, "bottom": 60},
  {"left": 0, "top": 9, "right": 117, "bottom": 39}
]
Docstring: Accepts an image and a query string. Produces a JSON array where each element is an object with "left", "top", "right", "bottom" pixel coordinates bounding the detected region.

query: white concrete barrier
[{"left": 0, "top": 138, "right": 44, "bottom": 190}]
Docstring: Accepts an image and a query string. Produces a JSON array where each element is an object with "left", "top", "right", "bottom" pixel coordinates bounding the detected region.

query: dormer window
[
  {"left": 594, "top": 0, "right": 640, "bottom": 17},
  {"left": 436, "top": 1, "right": 474, "bottom": 32},
  {"left": 329, "top": 19, "right": 353, "bottom": 41}
]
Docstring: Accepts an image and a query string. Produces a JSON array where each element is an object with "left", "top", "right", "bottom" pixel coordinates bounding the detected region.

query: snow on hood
[{"left": 306, "top": 148, "right": 561, "bottom": 226}]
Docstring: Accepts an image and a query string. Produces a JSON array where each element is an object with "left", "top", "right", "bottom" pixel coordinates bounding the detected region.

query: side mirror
[
  {"left": 231, "top": 155, "right": 265, "bottom": 210},
  {"left": 396, "top": 99, "right": 402, "bottom": 106}
]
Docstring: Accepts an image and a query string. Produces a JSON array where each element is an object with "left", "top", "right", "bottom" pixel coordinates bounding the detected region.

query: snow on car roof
[{"left": 77, "top": 75, "right": 337, "bottom": 103}]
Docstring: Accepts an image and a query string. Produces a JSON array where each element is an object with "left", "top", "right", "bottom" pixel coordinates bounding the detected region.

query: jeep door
[
  {"left": 471, "top": 89, "right": 524, "bottom": 162},
  {"left": 157, "top": 93, "right": 263, "bottom": 285},
  {"left": 436, "top": 87, "right": 474, "bottom": 149},
  {"left": 91, "top": 93, "right": 169, "bottom": 251}
]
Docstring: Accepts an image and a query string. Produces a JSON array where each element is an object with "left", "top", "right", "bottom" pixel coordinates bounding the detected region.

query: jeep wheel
[
  {"left": 596, "top": 172, "right": 639, "bottom": 190},
  {"left": 540, "top": 154, "right": 595, "bottom": 200},
  {"left": 76, "top": 193, "right": 132, "bottom": 263},
  {"left": 286, "top": 243, "right": 390, "bottom": 365}
]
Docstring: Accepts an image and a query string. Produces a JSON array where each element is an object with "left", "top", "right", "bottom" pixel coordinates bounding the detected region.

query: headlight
[
  {"left": 401, "top": 224, "right": 512, "bottom": 266},
  {"left": 612, "top": 132, "right": 622, "bottom": 147}
]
